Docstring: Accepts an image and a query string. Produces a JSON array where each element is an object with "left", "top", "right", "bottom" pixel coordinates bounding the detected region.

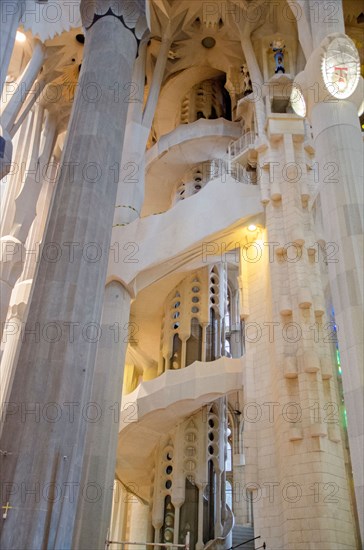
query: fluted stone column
[
  {"left": 129, "top": 498, "right": 149, "bottom": 542},
  {"left": 0, "top": 106, "right": 44, "bottom": 335},
  {"left": 0, "top": 106, "right": 56, "bottom": 338},
  {"left": 238, "top": 33, "right": 265, "bottom": 137},
  {"left": 0, "top": 35, "right": 45, "bottom": 184},
  {"left": 113, "top": 30, "right": 170, "bottom": 227},
  {"left": 0, "top": 150, "right": 59, "bottom": 415},
  {"left": 0, "top": 0, "right": 24, "bottom": 96},
  {"left": 1, "top": 40, "right": 46, "bottom": 134},
  {"left": 0, "top": 1, "right": 145, "bottom": 548},
  {"left": 311, "top": 99, "right": 364, "bottom": 539},
  {"left": 73, "top": 281, "right": 131, "bottom": 549},
  {"left": 294, "top": 27, "right": 364, "bottom": 539},
  {"left": 0, "top": 110, "right": 35, "bottom": 236},
  {"left": 309, "top": 0, "right": 344, "bottom": 48}
]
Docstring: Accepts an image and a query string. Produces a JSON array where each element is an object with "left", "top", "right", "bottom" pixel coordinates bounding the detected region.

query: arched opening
[
  {"left": 203, "top": 460, "right": 216, "bottom": 543},
  {"left": 161, "top": 495, "right": 175, "bottom": 542},
  {"left": 206, "top": 308, "right": 218, "bottom": 362},
  {"left": 186, "top": 318, "right": 202, "bottom": 367},
  {"left": 170, "top": 334, "right": 182, "bottom": 369}
]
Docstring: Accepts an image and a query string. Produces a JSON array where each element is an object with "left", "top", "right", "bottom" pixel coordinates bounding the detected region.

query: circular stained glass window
[{"left": 321, "top": 35, "right": 360, "bottom": 99}]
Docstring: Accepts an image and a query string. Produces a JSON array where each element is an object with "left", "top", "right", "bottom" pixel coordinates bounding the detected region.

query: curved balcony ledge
[
  {"left": 116, "top": 357, "right": 244, "bottom": 501},
  {"left": 144, "top": 119, "right": 242, "bottom": 215},
  {"left": 108, "top": 178, "right": 263, "bottom": 293},
  {"left": 146, "top": 118, "right": 242, "bottom": 168}
]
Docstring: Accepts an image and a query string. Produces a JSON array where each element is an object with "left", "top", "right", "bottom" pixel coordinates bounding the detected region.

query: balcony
[
  {"left": 116, "top": 357, "right": 244, "bottom": 502},
  {"left": 173, "top": 160, "right": 258, "bottom": 204},
  {"left": 228, "top": 131, "right": 256, "bottom": 165}
]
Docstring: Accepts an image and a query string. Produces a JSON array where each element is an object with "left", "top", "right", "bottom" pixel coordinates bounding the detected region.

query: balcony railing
[
  {"left": 105, "top": 541, "right": 189, "bottom": 550},
  {"left": 181, "top": 160, "right": 257, "bottom": 187},
  {"left": 228, "top": 131, "right": 255, "bottom": 159}
]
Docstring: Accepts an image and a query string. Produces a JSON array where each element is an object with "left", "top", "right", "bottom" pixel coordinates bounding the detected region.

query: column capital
[{"left": 81, "top": 0, "right": 148, "bottom": 40}]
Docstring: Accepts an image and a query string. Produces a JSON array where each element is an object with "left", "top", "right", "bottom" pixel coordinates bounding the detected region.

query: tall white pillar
[
  {"left": 0, "top": 1, "right": 146, "bottom": 547},
  {"left": 73, "top": 282, "right": 132, "bottom": 549},
  {"left": 311, "top": 99, "right": 364, "bottom": 538},
  {"left": 309, "top": 0, "right": 345, "bottom": 48},
  {"left": 1, "top": 41, "right": 45, "bottom": 134},
  {"left": 0, "top": 108, "right": 57, "bottom": 338},
  {"left": 0, "top": 110, "right": 34, "bottom": 236},
  {"left": 0, "top": 0, "right": 24, "bottom": 96},
  {"left": 128, "top": 498, "right": 149, "bottom": 542},
  {"left": 113, "top": 31, "right": 171, "bottom": 228},
  {"left": 196, "top": 486, "right": 204, "bottom": 550},
  {"left": 0, "top": 152, "right": 58, "bottom": 416}
]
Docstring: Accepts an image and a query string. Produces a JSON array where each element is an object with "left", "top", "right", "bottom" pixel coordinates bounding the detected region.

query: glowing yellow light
[
  {"left": 248, "top": 224, "right": 257, "bottom": 232},
  {"left": 16, "top": 31, "right": 26, "bottom": 43}
]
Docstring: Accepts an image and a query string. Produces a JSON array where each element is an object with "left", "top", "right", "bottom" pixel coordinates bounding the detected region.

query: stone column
[
  {"left": 238, "top": 32, "right": 265, "bottom": 137},
  {"left": 113, "top": 31, "right": 170, "bottom": 228},
  {"left": 1, "top": 40, "right": 46, "bottom": 133},
  {"left": 0, "top": 2, "right": 146, "bottom": 548},
  {"left": 286, "top": 0, "right": 313, "bottom": 60},
  {"left": 295, "top": 30, "right": 364, "bottom": 539},
  {"left": 0, "top": 0, "right": 24, "bottom": 96},
  {"left": 196, "top": 485, "right": 204, "bottom": 550},
  {"left": 0, "top": 153, "right": 59, "bottom": 413},
  {"left": 0, "top": 108, "right": 57, "bottom": 339},
  {"left": 0, "top": 38, "right": 45, "bottom": 181},
  {"left": 0, "top": 110, "right": 34, "bottom": 236},
  {"left": 128, "top": 498, "right": 149, "bottom": 542},
  {"left": 309, "top": 0, "right": 344, "bottom": 48},
  {"left": 73, "top": 281, "right": 131, "bottom": 549},
  {"left": 311, "top": 99, "right": 364, "bottom": 538}
]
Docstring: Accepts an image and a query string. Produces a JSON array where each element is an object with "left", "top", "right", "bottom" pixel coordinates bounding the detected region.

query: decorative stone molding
[{"left": 81, "top": 0, "right": 147, "bottom": 40}]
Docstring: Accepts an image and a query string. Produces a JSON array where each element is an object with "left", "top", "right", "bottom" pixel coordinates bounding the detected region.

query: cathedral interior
[{"left": 0, "top": 1, "right": 363, "bottom": 549}]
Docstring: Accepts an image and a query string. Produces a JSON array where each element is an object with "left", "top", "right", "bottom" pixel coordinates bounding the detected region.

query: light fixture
[
  {"left": 248, "top": 224, "right": 257, "bottom": 231},
  {"left": 16, "top": 31, "right": 26, "bottom": 43}
]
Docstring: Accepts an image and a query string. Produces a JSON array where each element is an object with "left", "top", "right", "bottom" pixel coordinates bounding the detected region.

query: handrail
[
  {"left": 105, "top": 530, "right": 190, "bottom": 550},
  {"left": 204, "top": 504, "right": 234, "bottom": 550},
  {"left": 180, "top": 159, "right": 257, "bottom": 188},
  {"left": 105, "top": 542, "right": 188, "bottom": 550},
  {"left": 228, "top": 535, "right": 262, "bottom": 549},
  {"left": 228, "top": 131, "right": 255, "bottom": 159}
]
